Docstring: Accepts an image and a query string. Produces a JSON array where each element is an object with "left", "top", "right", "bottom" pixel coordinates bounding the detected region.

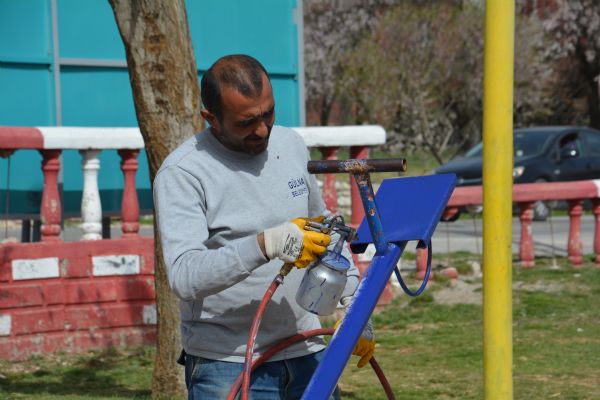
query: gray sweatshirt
[{"left": 153, "top": 126, "right": 359, "bottom": 362}]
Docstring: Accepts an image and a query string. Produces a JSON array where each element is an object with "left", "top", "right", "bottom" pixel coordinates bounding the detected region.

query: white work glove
[
  {"left": 263, "top": 217, "right": 331, "bottom": 268},
  {"left": 334, "top": 296, "right": 375, "bottom": 368}
]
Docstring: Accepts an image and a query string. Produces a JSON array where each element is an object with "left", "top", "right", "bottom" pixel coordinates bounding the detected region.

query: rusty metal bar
[
  {"left": 307, "top": 158, "right": 407, "bottom": 174},
  {"left": 353, "top": 172, "right": 387, "bottom": 254}
]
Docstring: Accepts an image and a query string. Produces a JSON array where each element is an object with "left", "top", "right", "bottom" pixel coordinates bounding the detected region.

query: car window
[
  {"left": 465, "top": 143, "right": 482, "bottom": 157},
  {"left": 514, "top": 131, "right": 553, "bottom": 157},
  {"left": 584, "top": 131, "right": 600, "bottom": 156},
  {"left": 559, "top": 133, "right": 582, "bottom": 159},
  {"left": 464, "top": 130, "right": 557, "bottom": 158}
]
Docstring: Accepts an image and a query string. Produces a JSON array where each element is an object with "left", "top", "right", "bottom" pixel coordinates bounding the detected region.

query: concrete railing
[
  {"left": 415, "top": 180, "right": 600, "bottom": 274},
  {"left": 0, "top": 125, "right": 386, "bottom": 241},
  {"left": 0, "top": 125, "right": 386, "bottom": 361},
  {"left": 0, "top": 127, "right": 145, "bottom": 241}
]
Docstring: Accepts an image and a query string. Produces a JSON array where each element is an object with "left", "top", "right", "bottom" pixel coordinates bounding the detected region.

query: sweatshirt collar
[{"left": 201, "top": 128, "right": 264, "bottom": 161}]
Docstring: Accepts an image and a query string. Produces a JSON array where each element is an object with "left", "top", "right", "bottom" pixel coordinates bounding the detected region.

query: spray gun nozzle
[
  {"left": 303, "top": 215, "right": 356, "bottom": 253},
  {"left": 305, "top": 220, "right": 330, "bottom": 233}
]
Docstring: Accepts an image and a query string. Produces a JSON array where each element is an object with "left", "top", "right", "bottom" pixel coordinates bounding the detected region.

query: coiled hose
[{"left": 234, "top": 264, "right": 396, "bottom": 400}]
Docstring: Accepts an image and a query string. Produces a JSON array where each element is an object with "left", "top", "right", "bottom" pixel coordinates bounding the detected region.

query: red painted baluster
[
  {"left": 350, "top": 146, "right": 369, "bottom": 227},
  {"left": 118, "top": 149, "right": 140, "bottom": 237},
  {"left": 415, "top": 246, "right": 432, "bottom": 281},
  {"left": 567, "top": 199, "right": 584, "bottom": 267},
  {"left": 593, "top": 199, "right": 600, "bottom": 268},
  {"left": 518, "top": 201, "right": 535, "bottom": 268},
  {"left": 40, "top": 149, "right": 62, "bottom": 241},
  {"left": 318, "top": 147, "right": 339, "bottom": 213}
]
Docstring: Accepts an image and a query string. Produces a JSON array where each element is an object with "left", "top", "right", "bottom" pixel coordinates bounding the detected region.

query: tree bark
[{"left": 108, "top": 1, "right": 203, "bottom": 397}]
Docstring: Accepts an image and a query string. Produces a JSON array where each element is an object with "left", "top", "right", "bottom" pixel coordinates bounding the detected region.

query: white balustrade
[
  {"left": 0, "top": 125, "right": 386, "bottom": 241},
  {"left": 80, "top": 150, "right": 102, "bottom": 240}
]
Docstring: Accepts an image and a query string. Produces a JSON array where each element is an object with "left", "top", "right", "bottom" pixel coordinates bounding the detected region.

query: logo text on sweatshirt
[{"left": 288, "top": 177, "right": 308, "bottom": 198}]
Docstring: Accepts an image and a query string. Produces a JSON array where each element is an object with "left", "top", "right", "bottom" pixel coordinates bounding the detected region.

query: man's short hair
[{"left": 201, "top": 54, "right": 269, "bottom": 120}]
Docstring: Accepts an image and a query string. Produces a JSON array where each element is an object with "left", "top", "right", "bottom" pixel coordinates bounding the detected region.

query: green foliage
[
  {"left": 542, "top": 0, "right": 600, "bottom": 129},
  {"left": 333, "top": 1, "right": 555, "bottom": 163}
]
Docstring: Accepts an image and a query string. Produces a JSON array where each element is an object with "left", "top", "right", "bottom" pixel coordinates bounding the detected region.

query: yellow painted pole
[{"left": 482, "top": 1, "right": 514, "bottom": 399}]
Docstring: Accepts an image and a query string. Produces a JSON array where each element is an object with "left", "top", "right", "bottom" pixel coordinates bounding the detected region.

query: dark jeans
[{"left": 184, "top": 350, "right": 341, "bottom": 399}]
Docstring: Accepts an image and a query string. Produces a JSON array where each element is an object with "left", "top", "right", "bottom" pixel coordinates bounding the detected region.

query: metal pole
[
  {"left": 302, "top": 164, "right": 399, "bottom": 399},
  {"left": 353, "top": 172, "right": 387, "bottom": 254},
  {"left": 483, "top": 1, "right": 514, "bottom": 399},
  {"left": 301, "top": 243, "right": 405, "bottom": 399}
]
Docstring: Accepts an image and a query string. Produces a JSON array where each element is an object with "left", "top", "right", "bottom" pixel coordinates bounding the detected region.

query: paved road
[
  {"left": 2, "top": 215, "right": 596, "bottom": 258},
  {"left": 431, "top": 215, "right": 595, "bottom": 257}
]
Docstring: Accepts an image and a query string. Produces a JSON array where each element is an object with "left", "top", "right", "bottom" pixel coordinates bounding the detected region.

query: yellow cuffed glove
[
  {"left": 334, "top": 297, "right": 375, "bottom": 368},
  {"left": 263, "top": 216, "right": 330, "bottom": 268}
]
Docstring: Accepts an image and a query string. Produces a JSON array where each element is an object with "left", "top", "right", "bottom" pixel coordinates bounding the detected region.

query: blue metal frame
[
  {"left": 351, "top": 174, "right": 457, "bottom": 254},
  {"left": 302, "top": 172, "right": 456, "bottom": 399},
  {"left": 302, "top": 242, "right": 405, "bottom": 399}
]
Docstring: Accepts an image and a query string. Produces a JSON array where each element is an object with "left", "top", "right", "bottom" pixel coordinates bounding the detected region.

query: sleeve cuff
[
  {"left": 341, "top": 275, "right": 360, "bottom": 299},
  {"left": 237, "top": 235, "right": 269, "bottom": 272}
]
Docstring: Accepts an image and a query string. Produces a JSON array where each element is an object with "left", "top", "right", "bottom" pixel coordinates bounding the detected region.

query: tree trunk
[
  {"left": 575, "top": 42, "right": 600, "bottom": 130},
  {"left": 108, "top": 1, "right": 203, "bottom": 397},
  {"left": 585, "top": 71, "right": 600, "bottom": 129}
]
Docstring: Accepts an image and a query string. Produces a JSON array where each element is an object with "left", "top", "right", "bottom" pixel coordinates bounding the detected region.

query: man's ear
[{"left": 200, "top": 109, "right": 219, "bottom": 130}]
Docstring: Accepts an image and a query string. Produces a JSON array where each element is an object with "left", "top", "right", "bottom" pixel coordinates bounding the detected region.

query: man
[{"left": 154, "top": 54, "right": 372, "bottom": 399}]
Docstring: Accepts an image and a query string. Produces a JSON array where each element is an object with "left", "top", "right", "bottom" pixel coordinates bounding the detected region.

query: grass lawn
[
  {"left": 1, "top": 255, "right": 599, "bottom": 399},
  {"left": 0, "top": 346, "right": 154, "bottom": 399}
]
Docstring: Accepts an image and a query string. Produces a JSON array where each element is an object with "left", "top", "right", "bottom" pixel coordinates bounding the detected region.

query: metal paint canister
[{"left": 295, "top": 251, "right": 350, "bottom": 316}]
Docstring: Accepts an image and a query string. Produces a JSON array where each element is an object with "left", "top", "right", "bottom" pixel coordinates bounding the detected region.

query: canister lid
[{"left": 319, "top": 251, "right": 351, "bottom": 271}]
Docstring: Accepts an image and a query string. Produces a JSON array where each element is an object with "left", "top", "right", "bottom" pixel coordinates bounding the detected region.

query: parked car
[{"left": 434, "top": 126, "right": 600, "bottom": 220}]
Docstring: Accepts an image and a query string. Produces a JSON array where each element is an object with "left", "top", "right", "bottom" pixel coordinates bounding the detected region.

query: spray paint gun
[{"left": 295, "top": 215, "right": 356, "bottom": 316}]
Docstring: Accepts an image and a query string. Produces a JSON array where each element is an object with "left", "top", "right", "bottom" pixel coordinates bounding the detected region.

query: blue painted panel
[
  {"left": 60, "top": 67, "right": 136, "bottom": 126},
  {"left": 0, "top": 0, "right": 301, "bottom": 216},
  {"left": 60, "top": 66, "right": 151, "bottom": 205},
  {"left": 57, "top": 0, "right": 125, "bottom": 59},
  {"left": 186, "top": 0, "right": 299, "bottom": 74},
  {"left": 0, "top": 0, "right": 51, "bottom": 60},
  {"left": 0, "top": 151, "right": 43, "bottom": 190},
  {"left": 351, "top": 174, "right": 457, "bottom": 253},
  {"left": 271, "top": 77, "right": 299, "bottom": 127},
  {"left": 0, "top": 151, "right": 44, "bottom": 216},
  {"left": 0, "top": 64, "right": 55, "bottom": 125}
]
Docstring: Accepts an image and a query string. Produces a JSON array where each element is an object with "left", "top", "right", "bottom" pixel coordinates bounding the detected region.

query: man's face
[{"left": 202, "top": 73, "right": 276, "bottom": 155}]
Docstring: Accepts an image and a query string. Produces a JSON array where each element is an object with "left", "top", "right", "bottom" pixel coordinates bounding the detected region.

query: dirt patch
[
  {"left": 405, "top": 322, "right": 439, "bottom": 332},
  {"left": 513, "top": 281, "right": 565, "bottom": 293},
  {"left": 433, "top": 280, "right": 482, "bottom": 305},
  {"left": 433, "top": 277, "right": 571, "bottom": 306}
]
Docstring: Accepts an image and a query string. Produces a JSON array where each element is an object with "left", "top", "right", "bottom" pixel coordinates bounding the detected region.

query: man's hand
[
  {"left": 335, "top": 297, "right": 375, "bottom": 368},
  {"left": 262, "top": 217, "right": 330, "bottom": 268}
]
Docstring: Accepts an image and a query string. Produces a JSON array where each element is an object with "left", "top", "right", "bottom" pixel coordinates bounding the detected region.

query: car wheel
[
  {"left": 532, "top": 178, "right": 551, "bottom": 221},
  {"left": 532, "top": 200, "right": 550, "bottom": 221}
]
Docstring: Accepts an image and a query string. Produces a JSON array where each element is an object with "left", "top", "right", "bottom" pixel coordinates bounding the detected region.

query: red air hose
[
  {"left": 368, "top": 357, "right": 395, "bottom": 400},
  {"left": 232, "top": 328, "right": 396, "bottom": 400},
  {"left": 241, "top": 274, "right": 284, "bottom": 400},
  {"left": 236, "top": 262, "right": 395, "bottom": 400}
]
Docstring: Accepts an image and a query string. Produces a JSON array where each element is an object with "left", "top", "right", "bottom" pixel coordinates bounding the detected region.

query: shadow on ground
[{"left": 1, "top": 347, "right": 152, "bottom": 399}]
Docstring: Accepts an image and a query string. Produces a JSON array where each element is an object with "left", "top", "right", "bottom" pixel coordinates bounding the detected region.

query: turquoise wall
[{"left": 0, "top": 0, "right": 302, "bottom": 216}]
